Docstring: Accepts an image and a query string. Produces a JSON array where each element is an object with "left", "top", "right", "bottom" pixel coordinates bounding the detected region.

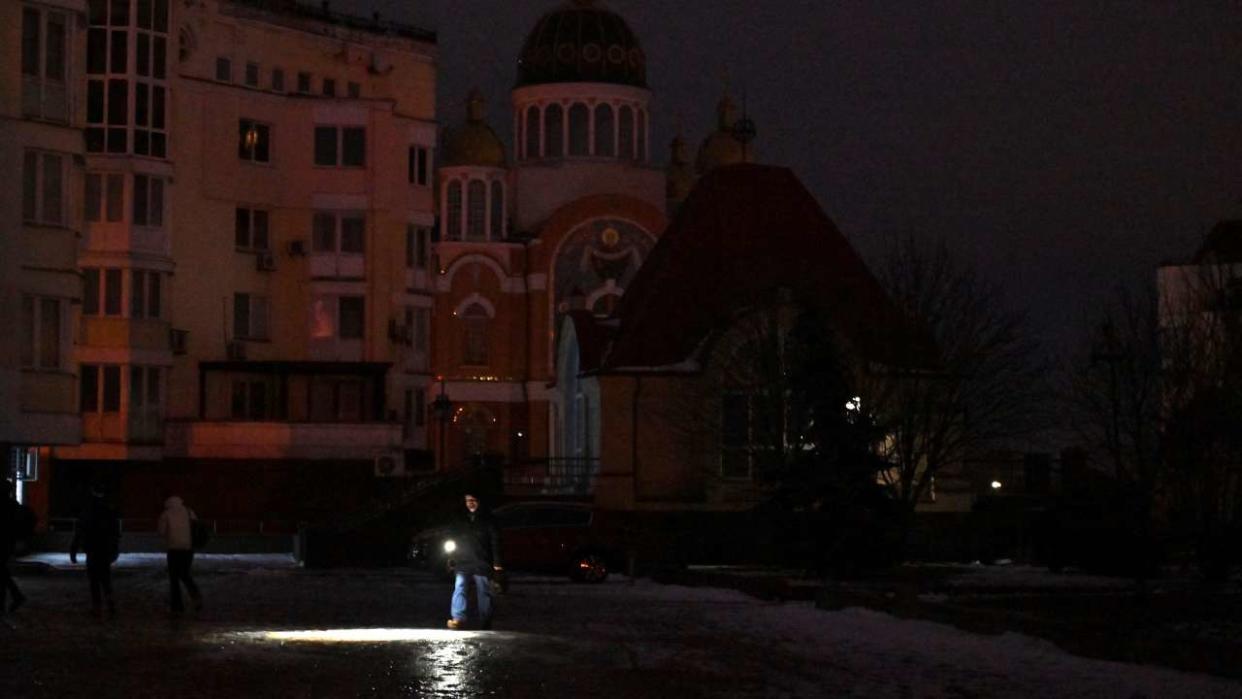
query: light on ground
[{"left": 244, "top": 628, "right": 480, "bottom": 643}]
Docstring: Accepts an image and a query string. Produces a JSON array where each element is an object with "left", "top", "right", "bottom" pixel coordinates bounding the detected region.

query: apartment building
[{"left": 1, "top": 0, "right": 85, "bottom": 507}]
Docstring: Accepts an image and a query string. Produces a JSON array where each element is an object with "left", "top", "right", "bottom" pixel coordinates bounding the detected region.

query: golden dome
[
  {"left": 694, "top": 93, "right": 752, "bottom": 174},
  {"left": 441, "top": 90, "right": 507, "bottom": 168}
]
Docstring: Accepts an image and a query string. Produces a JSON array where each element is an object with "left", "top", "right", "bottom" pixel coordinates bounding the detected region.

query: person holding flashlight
[{"left": 446, "top": 492, "right": 501, "bottom": 630}]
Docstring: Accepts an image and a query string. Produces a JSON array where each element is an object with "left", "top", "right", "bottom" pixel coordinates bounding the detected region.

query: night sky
[{"left": 353, "top": 0, "right": 1242, "bottom": 355}]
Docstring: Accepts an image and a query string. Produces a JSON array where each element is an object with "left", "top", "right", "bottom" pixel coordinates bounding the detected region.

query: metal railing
[{"left": 503, "top": 457, "right": 600, "bottom": 497}]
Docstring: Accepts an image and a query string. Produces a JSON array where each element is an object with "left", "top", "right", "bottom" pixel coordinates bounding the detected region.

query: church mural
[{"left": 553, "top": 218, "right": 655, "bottom": 322}]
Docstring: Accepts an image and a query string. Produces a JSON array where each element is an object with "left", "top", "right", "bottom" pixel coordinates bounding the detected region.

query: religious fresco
[{"left": 553, "top": 218, "right": 655, "bottom": 321}]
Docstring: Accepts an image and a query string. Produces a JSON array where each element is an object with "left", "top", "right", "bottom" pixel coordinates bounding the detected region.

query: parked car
[{"left": 410, "top": 502, "right": 624, "bottom": 584}]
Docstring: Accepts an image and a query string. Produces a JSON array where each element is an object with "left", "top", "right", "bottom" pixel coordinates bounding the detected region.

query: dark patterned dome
[{"left": 517, "top": 0, "right": 647, "bottom": 88}]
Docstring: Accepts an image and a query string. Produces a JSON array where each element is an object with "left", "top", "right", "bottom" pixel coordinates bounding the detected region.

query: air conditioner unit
[
  {"left": 169, "top": 328, "right": 189, "bottom": 355},
  {"left": 256, "top": 251, "right": 276, "bottom": 271},
  {"left": 374, "top": 454, "right": 405, "bottom": 478},
  {"left": 226, "top": 340, "right": 247, "bottom": 361},
  {"left": 288, "top": 240, "right": 306, "bottom": 257}
]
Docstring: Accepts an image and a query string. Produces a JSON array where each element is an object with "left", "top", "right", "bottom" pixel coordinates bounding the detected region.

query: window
[
  {"left": 82, "top": 267, "right": 123, "bottom": 316},
  {"left": 413, "top": 307, "right": 429, "bottom": 353},
  {"left": 347, "top": 81, "right": 360, "bottom": 98},
  {"left": 132, "top": 82, "right": 167, "bottom": 156},
  {"left": 130, "top": 270, "right": 161, "bottom": 319},
  {"left": 130, "top": 366, "right": 161, "bottom": 413},
  {"left": 83, "top": 269, "right": 100, "bottom": 315},
  {"left": 490, "top": 182, "right": 504, "bottom": 240},
  {"left": 462, "top": 303, "right": 489, "bottom": 365},
  {"left": 314, "top": 126, "right": 365, "bottom": 167},
  {"left": 21, "top": 6, "right": 69, "bottom": 121},
  {"left": 568, "top": 103, "right": 589, "bottom": 156},
  {"left": 132, "top": 174, "right": 164, "bottom": 227},
  {"left": 408, "top": 146, "right": 429, "bottom": 185},
  {"left": 104, "top": 268, "right": 122, "bottom": 315},
  {"left": 22, "top": 150, "right": 64, "bottom": 225},
  {"left": 238, "top": 119, "right": 270, "bottom": 162},
  {"left": 233, "top": 293, "right": 269, "bottom": 340},
  {"left": 339, "top": 297, "right": 365, "bottom": 339},
  {"left": 544, "top": 103, "right": 563, "bottom": 158},
  {"left": 524, "top": 106, "right": 540, "bottom": 159},
  {"left": 245, "top": 61, "right": 259, "bottom": 87},
  {"left": 445, "top": 181, "right": 462, "bottom": 241},
  {"left": 619, "top": 106, "right": 635, "bottom": 160},
  {"left": 271, "top": 68, "right": 284, "bottom": 92},
  {"left": 466, "top": 180, "right": 486, "bottom": 241},
  {"left": 720, "top": 393, "right": 755, "bottom": 480},
  {"left": 20, "top": 296, "right": 62, "bottom": 370},
  {"left": 312, "top": 212, "right": 365, "bottom": 254},
  {"left": 406, "top": 225, "right": 429, "bottom": 269},
  {"left": 322, "top": 78, "right": 335, "bottom": 97},
  {"left": 230, "top": 379, "right": 270, "bottom": 421},
  {"left": 594, "top": 104, "right": 615, "bottom": 157},
  {"left": 80, "top": 364, "right": 121, "bottom": 413},
  {"left": 84, "top": 173, "right": 124, "bottom": 222},
  {"left": 297, "top": 71, "right": 311, "bottom": 93},
  {"left": 235, "top": 207, "right": 270, "bottom": 250},
  {"left": 215, "top": 56, "right": 231, "bottom": 81}
]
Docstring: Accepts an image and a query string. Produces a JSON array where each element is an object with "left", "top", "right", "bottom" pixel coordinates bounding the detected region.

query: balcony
[{"left": 164, "top": 420, "right": 402, "bottom": 460}]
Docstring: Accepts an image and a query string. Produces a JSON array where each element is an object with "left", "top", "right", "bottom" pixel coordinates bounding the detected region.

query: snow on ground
[{"left": 4, "top": 556, "right": 1241, "bottom": 697}]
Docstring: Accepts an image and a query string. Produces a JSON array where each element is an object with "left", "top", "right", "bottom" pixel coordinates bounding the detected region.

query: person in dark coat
[
  {"left": 1, "top": 481, "right": 29, "bottom": 615},
  {"left": 446, "top": 492, "right": 502, "bottom": 630},
  {"left": 70, "top": 486, "right": 121, "bottom": 616}
]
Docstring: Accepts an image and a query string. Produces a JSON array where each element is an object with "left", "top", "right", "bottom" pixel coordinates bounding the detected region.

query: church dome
[
  {"left": 441, "top": 90, "right": 506, "bottom": 168},
  {"left": 695, "top": 93, "right": 751, "bottom": 174},
  {"left": 516, "top": 0, "right": 647, "bottom": 88}
]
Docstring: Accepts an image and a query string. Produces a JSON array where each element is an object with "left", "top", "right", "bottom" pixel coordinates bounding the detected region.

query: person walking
[
  {"left": 157, "top": 495, "right": 202, "bottom": 614},
  {"left": 1, "top": 481, "right": 29, "bottom": 615},
  {"left": 70, "top": 486, "right": 120, "bottom": 617},
  {"left": 446, "top": 492, "right": 502, "bottom": 630}
]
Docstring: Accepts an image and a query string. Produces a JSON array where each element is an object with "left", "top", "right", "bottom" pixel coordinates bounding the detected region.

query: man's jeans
[{"left": 451, "top": 572, "right": 491, "bottom": 623}]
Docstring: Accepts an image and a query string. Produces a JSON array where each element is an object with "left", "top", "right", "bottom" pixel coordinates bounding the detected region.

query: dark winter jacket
[
  {"left": 70, "top": 496, "right": 121, "bottom": 563},
  {"left": 451, "top": 510, "right": 502, "bottom": 576},
  {"left": 1, "top": 496, "right": 16, "bottom": 557}
]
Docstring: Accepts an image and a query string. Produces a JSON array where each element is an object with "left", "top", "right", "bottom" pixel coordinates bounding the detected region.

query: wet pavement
[{"left": 3, "top": 555, "right": 1242, "bottom": 698}]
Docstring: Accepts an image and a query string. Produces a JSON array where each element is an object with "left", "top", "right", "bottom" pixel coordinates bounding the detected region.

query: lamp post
[{"left": 431, "top": 377, "right": 452, "bottom": 472}]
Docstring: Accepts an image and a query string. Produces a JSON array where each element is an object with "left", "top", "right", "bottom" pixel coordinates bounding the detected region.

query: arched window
[
  {"left": 568, "top": 103, "right": 589, "bottom": 156},
  {"left": 524, "top": 105, "right": 540, "bottom": 159},
  {"left": 445, "top": 180, "right": 462, "bottom": 241},
  {"left": 636, "top": 108, "right": 646, "bottom": 163},
  {"left": 490, "top": 181, "right": 504, "bottom": 240},
  {"left": 466, "top": 180, "right": 486, "bottom": 241},
  {"left": 544, "top": 103, "right": 563, "bottom": 158},
  {"left": 461, "top": 303, "right": 489, "bottom": 365},
  {"left": 594, "top": 103, "right": 614, "bottom": 157},
  {"left": 618, "top": 106, "right": 634, "bottom": 160}
]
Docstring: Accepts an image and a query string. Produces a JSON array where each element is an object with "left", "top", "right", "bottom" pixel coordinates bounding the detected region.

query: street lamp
[{"left": 431, "top": 377, "right": 452, "bottom": 471}]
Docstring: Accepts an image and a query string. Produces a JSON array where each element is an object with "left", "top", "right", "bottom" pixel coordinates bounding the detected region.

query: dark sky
[{"left": 354, "top": 0, "right": 1242, "bottom": 355}]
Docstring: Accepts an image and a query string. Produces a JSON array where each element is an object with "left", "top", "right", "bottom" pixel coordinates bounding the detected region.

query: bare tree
[{"left": 864, "top": 235, "right": 1050, "bottom": 514}]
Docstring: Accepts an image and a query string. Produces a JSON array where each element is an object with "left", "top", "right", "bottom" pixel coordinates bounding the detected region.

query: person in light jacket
[{"left": 157, "top": 495, "right": 201, "bottom": 613}]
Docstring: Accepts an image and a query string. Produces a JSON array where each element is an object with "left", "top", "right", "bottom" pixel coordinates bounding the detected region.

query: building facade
[{"left": 1, "top": 0, "right": 86, "bottom": 510}]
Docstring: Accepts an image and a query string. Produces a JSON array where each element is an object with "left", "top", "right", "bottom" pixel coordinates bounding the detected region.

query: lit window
[{"left": 238, "top": 119, "right": 271, "bottom": 162}]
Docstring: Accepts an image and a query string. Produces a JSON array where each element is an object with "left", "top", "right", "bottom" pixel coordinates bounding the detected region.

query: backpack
[{"left": 190, "top": 518, "right": 211, "bottom": 550}]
